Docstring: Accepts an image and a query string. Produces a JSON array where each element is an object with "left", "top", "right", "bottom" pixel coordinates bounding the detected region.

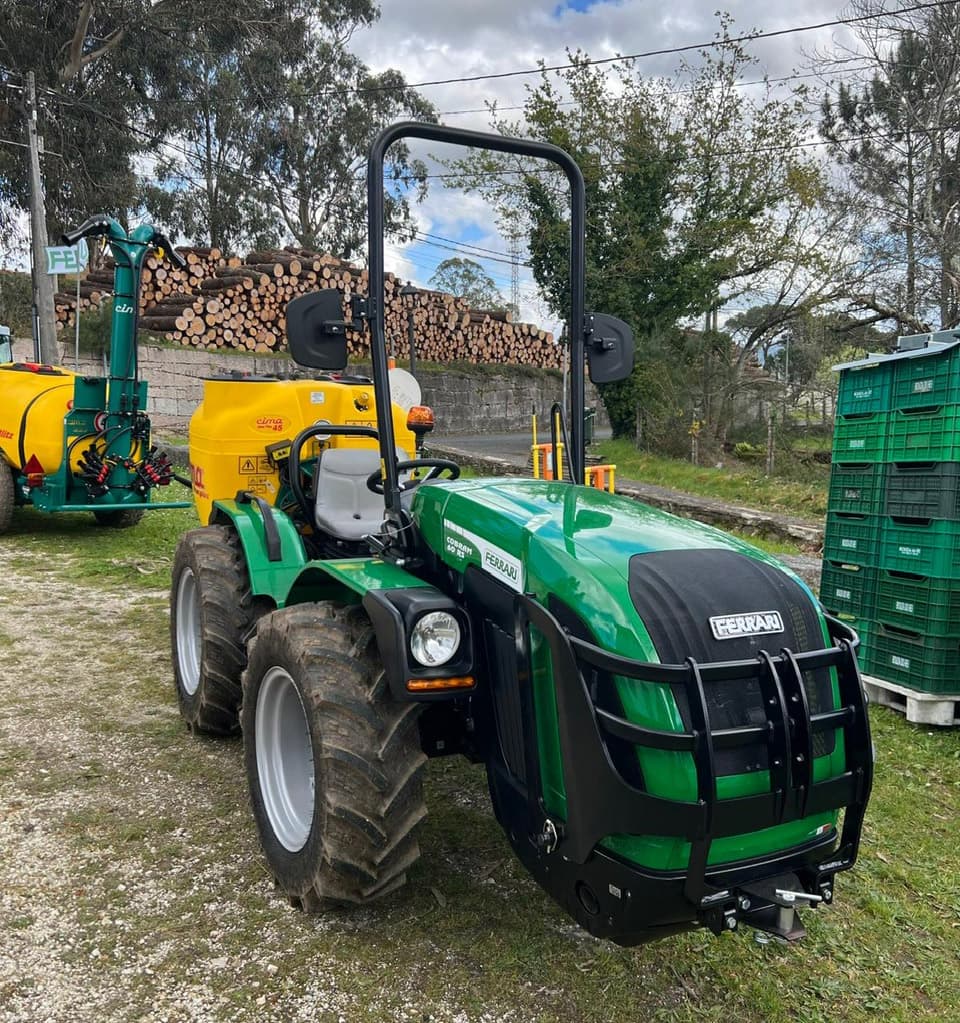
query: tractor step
[{"left": 862, "top": 674, "right": 960, "bottom": 727}]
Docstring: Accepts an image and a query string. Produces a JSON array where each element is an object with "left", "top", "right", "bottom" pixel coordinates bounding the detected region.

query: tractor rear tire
[
  {"left": 93, "top": 507, "right": 145, "bottom": 528},
  {"left": 171, "top": 525, "right": 266, "bottom": 735},
  {"left": 0, "top": 463, "right": 13, "bottom": 534},
  {"left": 242, "top": 602, "right": 427, "bottom": 909}
]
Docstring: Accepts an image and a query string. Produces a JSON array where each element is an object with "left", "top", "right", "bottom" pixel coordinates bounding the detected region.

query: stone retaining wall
[{"left": 11, "top": 336, "right": 606, "bottom": 435}]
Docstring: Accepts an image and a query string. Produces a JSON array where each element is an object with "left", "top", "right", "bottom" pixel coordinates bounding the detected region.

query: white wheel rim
[
  {"left": 255, "top": 666, "right": 315, "bottom": 852},
  {"left": 175, "top": 567, "right": 202, "bottom": 696}
]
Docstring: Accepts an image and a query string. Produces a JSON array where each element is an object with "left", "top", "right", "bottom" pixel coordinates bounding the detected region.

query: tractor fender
[
  {"left": 286, "top": 558, "right": 473, "bottom": 701},
  {"left": 209, "top": 498, "right": 307, "bottom": 606}
]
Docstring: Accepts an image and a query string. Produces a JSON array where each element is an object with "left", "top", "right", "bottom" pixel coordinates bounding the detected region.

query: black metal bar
[
  {"left": 810, "top": 706, "right": 856, "bottom": 731},
  {"left": 779, "top": 648, "right": 814, "bottom": 819},
  {"left": 817, "top": 637, "right": 873, "bottom": 875},
  {"left": 236, "top": 490, "right": 282, "bottom": 562},
  {"left": 520, "top": 593, "right": 873, "bottom": 889},
  {"left": 367, "top": 122, "right": 587, "bottom": 519},
  {"left": 597, "top": 708, "right": 697, "bottom": 751},
  {"left": 755, "top": 651, "right": 793, "bottom": 823},
  {"left": 681, "top": 657, "right": 717, "bottom": 906}
]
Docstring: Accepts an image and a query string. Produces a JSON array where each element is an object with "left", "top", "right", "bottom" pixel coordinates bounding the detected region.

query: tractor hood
[{"left": 412, "top": 477, "right": 816, "bottom": 664}]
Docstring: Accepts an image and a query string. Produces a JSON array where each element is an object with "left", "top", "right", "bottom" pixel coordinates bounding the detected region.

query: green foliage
[
  {"left": 1, "top": 2, "right": 433, "bottom": 257},
  {"left": 445, "top": 18, "right": 843, "bottom": 443},
  {"left": 0, "top": 270, "right": 32, "bottom": 336},
  {"left": 429, "top": 258, "right": 507, "bottom": 310},
  {"left": 152, "top": 27, "right": 435, "bottom": 258},
  {"left": 246, "top": 41, "right": 435, "bottom": 257},
  {"left": 733, "top": 441, "right": 764, "bottom": 462},
  {"left": 819, "top": 3, "right": 960, "bottom": 330},
  {"left": 74, "top": 301, "right": 113, "bottom": 357}
]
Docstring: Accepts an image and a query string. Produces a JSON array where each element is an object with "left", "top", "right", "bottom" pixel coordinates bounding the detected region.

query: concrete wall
[{"left": 10, "top": 336, "right": 607, "bottom": 435}]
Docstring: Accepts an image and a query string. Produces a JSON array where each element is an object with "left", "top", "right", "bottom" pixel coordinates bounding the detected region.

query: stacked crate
[{"left": 823, "top": 332, "right": 960, "bottom": 701}]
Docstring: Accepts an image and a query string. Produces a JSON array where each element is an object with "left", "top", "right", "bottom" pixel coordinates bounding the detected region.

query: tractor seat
[{"left": 313, "top": 448, "right": 395, "bottom": 541}]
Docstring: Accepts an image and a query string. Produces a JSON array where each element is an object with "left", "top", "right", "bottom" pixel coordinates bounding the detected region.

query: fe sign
[{"left": 45, "top": 238, "right": 88, "bottom": 275}]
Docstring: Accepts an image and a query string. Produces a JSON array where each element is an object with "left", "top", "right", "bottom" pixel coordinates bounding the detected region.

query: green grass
[
  {"left": 597, "top": 439, "right": 829, "bottom": 519},
  {"left": 725, "top": 530, "right": 803, "bottom": 556},
  {"left": 3, "top": 454, "right": 958, "bottom": 1022},
  {"left": 4, "top": 482, "right": 196, "bottom": 591}
]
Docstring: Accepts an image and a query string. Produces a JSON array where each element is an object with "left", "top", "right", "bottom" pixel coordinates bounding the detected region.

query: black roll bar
[{"left": 366, "top": 122, "right": 587, "bottom": 524}]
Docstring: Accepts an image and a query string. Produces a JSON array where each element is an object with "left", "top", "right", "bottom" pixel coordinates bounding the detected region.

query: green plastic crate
[
  {"left": 828, "top": 462, "right": 885, "bottom": 515},
  {"left": 851, "top": 617, "right": 873, "bottom": 666},
  {"left": 832, "top": 413, "right": 888, "bottom": 462},
  {"left": 875, "top": 569, "right": 960, "bottom": 637},
  {"left": 823, "top": 512, "right": 880, "bottom": 567},
  {"left": 892, "top": 347, "right": 960, "bottom": 410},
  {"left": 880, "top": 516, "right": 960, "bottom": 578},
  {"left": 885, "top": 462, "right": 960, "bottom": 520},
  {"left": 887, "top": 406, "right": 960, "bottom": 462},
  {"left": 837, "top": 362, "right": 892, "bottom": 416},
  {"left": 864, "top": 624, "right": 960, "bottom": 695},
  {"left": 820, "top": 560, "right": 876, "bottom": 621}
]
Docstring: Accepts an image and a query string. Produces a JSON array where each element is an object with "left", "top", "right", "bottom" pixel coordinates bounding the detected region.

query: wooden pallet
[{"left": 862, "top": 674, "right": 960, "bottom": 727}]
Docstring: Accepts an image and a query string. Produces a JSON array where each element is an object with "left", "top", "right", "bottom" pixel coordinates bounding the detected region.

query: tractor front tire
[
  {"left": 93, "top": 507, "right": 145, "bottom": 528},
  {"left": 0, "top": 463, "right": 13, "bottom": 534},
  {"left": 242, "top": 602, "right": 427, "bottom": 909},
  {"left": 171, "top": 525, "right": 265, "bottom": 735}
]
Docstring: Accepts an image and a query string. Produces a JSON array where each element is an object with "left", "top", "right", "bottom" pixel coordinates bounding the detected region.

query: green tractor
[
  {"left": 0, "top": 217, "right": 190, "bottom": 532},
  {"left": 170, "top": 123, "right": 872, "bottom": 945}
]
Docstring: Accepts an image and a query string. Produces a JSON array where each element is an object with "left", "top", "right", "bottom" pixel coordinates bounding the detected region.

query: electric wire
[{"left": 340, "top": 0, "right": 960, "bottom": 96}]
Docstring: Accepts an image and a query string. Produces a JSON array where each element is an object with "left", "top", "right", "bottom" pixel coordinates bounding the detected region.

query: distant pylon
[{"left": 509, "top": 231, "right": 521, "bottom": 313}]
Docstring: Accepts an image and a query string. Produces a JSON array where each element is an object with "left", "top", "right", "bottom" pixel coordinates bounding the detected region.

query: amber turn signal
[
  {"left": 406, "top": 405, "right": 435, "bottom": 431},
  {"left": 406, "top": 675, "right": 475, "bottom": 692}
]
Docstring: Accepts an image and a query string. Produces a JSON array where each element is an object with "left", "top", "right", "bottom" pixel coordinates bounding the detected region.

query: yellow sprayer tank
[
  {"left": 189, "top": 375, "right": 417, "bottom": 525},
  {"left": 0, "top": 364, "right": 77, "bottom": 472}
]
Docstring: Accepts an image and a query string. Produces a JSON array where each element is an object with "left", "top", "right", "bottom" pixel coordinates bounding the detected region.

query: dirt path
[
  {"left": 0, "top": 544, "right": 427, "bottom": 1023},
  {"left": 0, "top": 538, "right": 576, "bottom": 1023}
]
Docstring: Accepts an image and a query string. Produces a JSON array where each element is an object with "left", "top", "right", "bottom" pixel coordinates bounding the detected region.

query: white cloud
[{"left": 354, "top": 1, "right": 868, "bottom": 333}]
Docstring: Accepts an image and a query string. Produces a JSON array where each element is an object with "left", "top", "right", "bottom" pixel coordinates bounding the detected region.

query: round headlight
[{"left": 410, "top": 611, "right": 461, "bottom": 667}]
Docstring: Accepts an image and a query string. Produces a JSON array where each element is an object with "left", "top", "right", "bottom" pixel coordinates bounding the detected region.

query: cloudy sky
[{"left": 350, "top": 0, "right": 866, "bottom": 327}]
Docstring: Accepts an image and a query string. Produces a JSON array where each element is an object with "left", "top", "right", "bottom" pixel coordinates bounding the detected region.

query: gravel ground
[{"left": 0, "top": 541, "right": 518, "bottom": 1023}]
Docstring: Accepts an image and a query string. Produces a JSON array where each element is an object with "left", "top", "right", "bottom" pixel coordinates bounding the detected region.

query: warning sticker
[
  {"left": 241, "top": 476, "right": 276, "bottom": 497},
  {"left": 257, "top": 456, "right": 273, "bottom": 473},
  {"left": 238, "top": 456, "right": 258, "bottom": 475}
]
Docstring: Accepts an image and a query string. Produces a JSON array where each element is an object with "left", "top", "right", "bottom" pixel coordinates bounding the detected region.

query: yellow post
[
  {"left": 531, "top": 411, "right": 540, "bottom": 479},
  {"left": 552, "top": 409, "right": 564, "bottom": 481}
]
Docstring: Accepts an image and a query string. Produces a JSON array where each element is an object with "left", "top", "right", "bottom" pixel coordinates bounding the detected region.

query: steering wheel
[{"left": 366, "top": 458, "right": 460, "bottom": 494}]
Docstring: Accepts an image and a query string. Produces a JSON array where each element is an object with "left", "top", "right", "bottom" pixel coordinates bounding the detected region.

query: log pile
[
  {"left": 54, "top": 246, "right": 230, "bottom": 328},
  {"left": 53, "top": 245, "right": 559, "bottom": 369}
]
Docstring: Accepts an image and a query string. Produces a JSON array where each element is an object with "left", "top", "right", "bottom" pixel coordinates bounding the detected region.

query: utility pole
[{"left": 25, "top": 71, "right": 57, "bottom": 364}]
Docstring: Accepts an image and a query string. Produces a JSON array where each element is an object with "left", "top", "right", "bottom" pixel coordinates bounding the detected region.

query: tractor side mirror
[
  {"left": 286, "top": 291, "right": 352, "bottom": 370},
  {"left": 585, "top": 312, "right": 634, "bottom": 384}
]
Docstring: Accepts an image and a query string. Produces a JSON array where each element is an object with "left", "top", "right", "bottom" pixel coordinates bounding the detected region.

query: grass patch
[
  {"left": 3, "top": 443, "right": 959, "bottom": 1022},
  {"left": 5, "top": 483, "right": 197, "bottom": 590},
  {"left": 597, "top": 439, "right": 829, "bottom": 518},
  {"left": 724, "top": 530, "right": 803, "bottom": 556}
]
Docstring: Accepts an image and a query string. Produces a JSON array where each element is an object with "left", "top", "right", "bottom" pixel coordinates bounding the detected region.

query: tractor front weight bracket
[{"left": 517, "top": 595, "right": 873, "bottom": 943}]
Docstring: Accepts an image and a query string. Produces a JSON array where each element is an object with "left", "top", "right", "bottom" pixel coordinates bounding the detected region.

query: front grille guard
[{"left": 519, "top": 595, "right": 873, "bottom": 910}]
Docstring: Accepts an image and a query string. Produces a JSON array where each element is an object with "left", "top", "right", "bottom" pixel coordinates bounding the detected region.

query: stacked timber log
[
  {"left": 54, "top": 245, "right": 558, "bottom": 369},
  {"left": 54, "top": 247, "right": 230, "bottom": 329}
]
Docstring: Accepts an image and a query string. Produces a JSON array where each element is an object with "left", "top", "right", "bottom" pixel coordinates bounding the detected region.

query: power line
[
  {"left": 435, "top": 62, "right": 882, "bottom": 118},
  {"left": 0, "top": 137, "right": 62, "bottom": 158},
  {"left": 347, "top": 1, "right": 959, "bottom": 96},
  {"left": 417, "top": 230, "right": 522, "bottom": 261}
]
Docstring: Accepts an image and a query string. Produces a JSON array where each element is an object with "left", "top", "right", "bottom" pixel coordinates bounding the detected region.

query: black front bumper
[{"left": 498, "top": 597, "right": 873, "bottom": 944}]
